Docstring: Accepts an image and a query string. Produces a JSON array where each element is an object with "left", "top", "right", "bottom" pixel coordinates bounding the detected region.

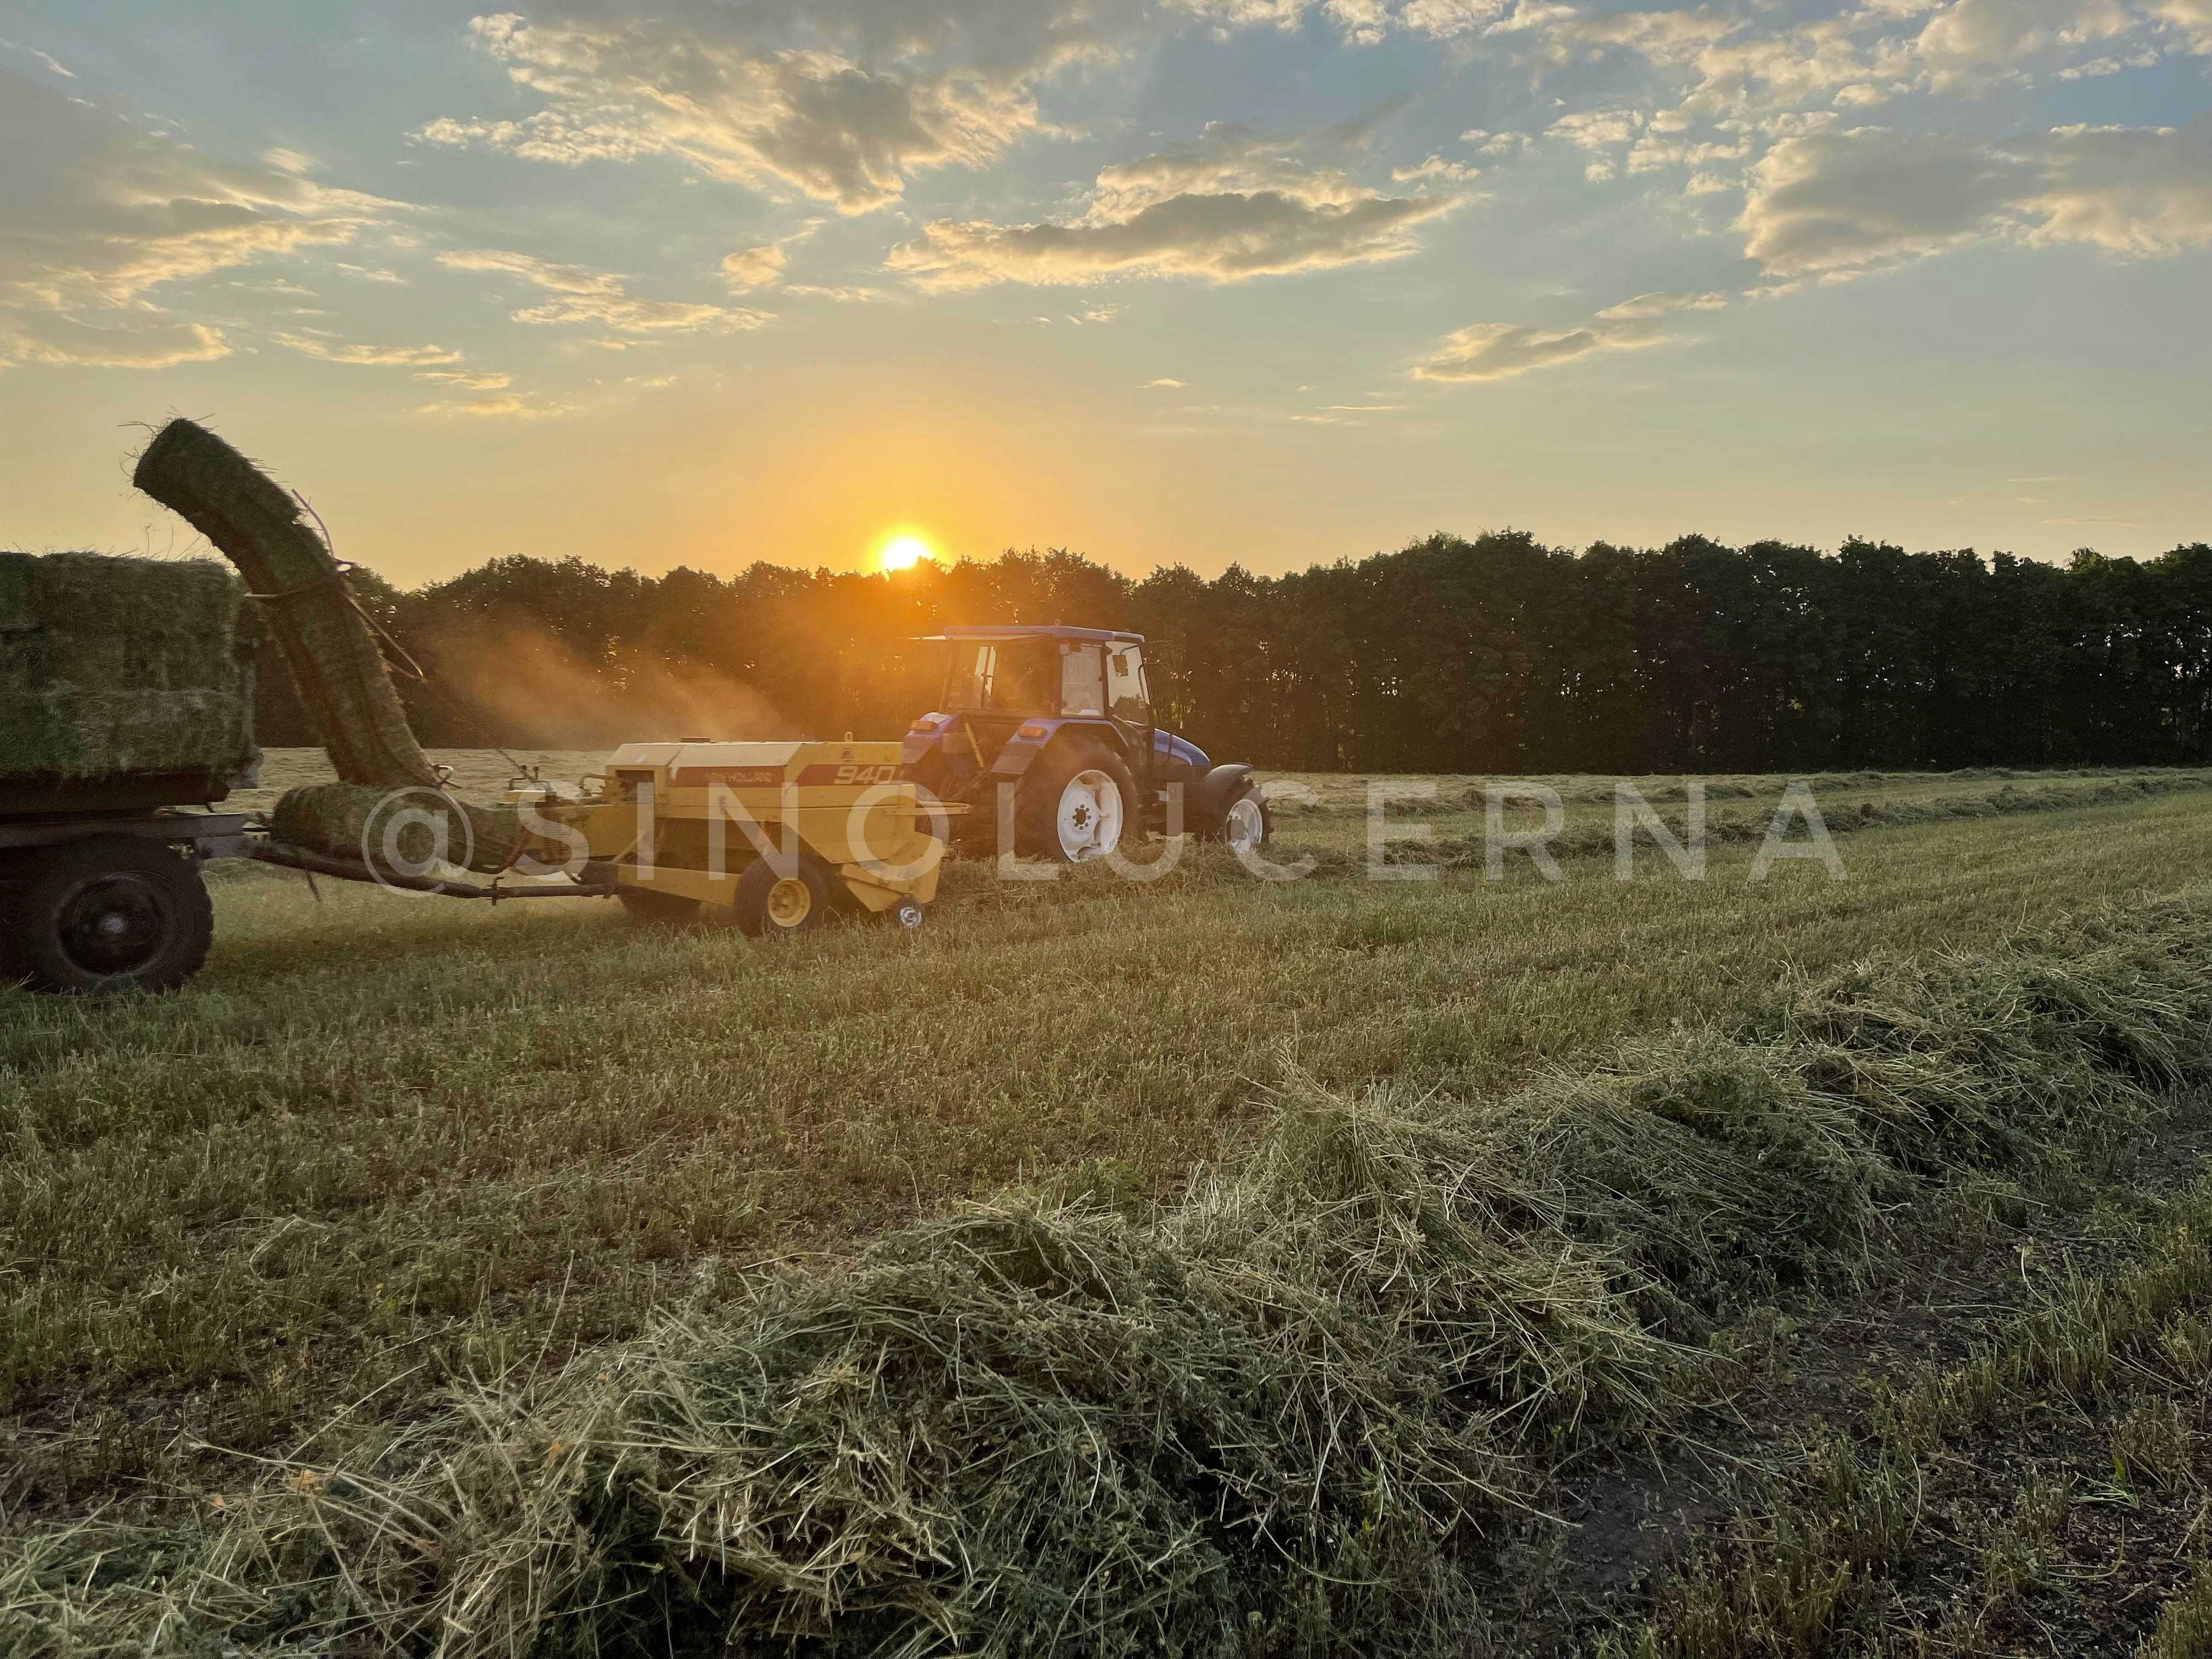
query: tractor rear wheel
[
  {"left": 731, "top": 856, "right": 833, "bottom": 938},
  {"left": 7, "top": 835, "right": 214, "bottom": 995},
  {"left": 1017, "top": 738, "right": 1136, "bottom": 863}
]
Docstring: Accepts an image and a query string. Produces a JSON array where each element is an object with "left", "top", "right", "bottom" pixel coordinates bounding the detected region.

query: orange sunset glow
[{"left": 877, "top": 533, "right": 933, "bottom": 572}]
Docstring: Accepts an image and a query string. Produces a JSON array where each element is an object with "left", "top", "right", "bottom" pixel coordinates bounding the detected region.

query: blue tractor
[{"left": 900, "top": 625, "right": 1271, "bottom": 862}]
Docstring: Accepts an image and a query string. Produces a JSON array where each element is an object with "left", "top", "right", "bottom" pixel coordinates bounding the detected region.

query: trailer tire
[
  {"left": 1016, "top": 737, "right": 1136, "bottom": 862},
  {"left": 8, "top": 835, "right": 214, "bottom": 995},
  {"left": 731, "top": 856, "right": 832, "bottom": 939}
]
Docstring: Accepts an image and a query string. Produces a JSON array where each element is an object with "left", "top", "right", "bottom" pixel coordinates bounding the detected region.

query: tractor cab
[
  {"left": 902, "top": 625, "right": 1267, "bottom": 864},
  {"left": 933, "top": 627, "right": 1153, "bottom": 764}
]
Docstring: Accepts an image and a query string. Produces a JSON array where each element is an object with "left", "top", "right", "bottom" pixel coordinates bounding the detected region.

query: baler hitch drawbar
[{"left": 245, "top": 840, "right": 619, "bottom": 902}]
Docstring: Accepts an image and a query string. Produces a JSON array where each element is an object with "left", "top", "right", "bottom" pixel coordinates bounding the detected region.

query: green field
[{"left": 6, "top": 761, "right": 2212, "bottom": 1653}]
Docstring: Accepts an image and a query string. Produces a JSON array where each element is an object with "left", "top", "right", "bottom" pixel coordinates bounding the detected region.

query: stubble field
[{"left": 5, "top": 754, "right": 2212, "bottom": 1655}]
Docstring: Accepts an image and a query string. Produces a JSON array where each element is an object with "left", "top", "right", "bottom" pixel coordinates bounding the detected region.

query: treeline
[{"left": 256, "top": 534, "right": 2212, "bottom": 772}]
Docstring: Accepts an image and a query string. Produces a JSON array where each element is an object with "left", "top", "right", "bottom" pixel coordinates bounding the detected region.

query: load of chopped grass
[
  {"left": 132, "top": 417, "right": 437, "bottom": 790},
  {"left": 9, "top": 893, "right": 2211, "bottom": 1657},
  {"left": 0, "top": 550, "right": 258, "bottom": 787},
  {"left": 270, "top": 781, "right": 526, "bottom": 876}
]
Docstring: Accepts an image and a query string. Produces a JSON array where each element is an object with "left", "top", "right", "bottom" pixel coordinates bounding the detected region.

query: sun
[{"left": 877, "top": 533, "right": 933, "bottom": 572}]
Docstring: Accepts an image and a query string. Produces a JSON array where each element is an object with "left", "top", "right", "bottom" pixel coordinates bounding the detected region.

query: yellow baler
[{"left": 527, "top": 741, "right": 950, "bottom": 936}]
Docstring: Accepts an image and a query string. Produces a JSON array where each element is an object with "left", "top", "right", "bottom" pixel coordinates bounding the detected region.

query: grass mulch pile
[
  {"left": 9, "top": 893, "right": 2212, "bottom": 1657},
  {"left": 0, "top": 551, "right": 258, "bottom": 785}
]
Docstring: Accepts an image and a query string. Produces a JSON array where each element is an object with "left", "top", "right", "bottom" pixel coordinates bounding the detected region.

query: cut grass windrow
[
  {"left": 1407, "top": 772, "right": 2212, "bottom": 871},
  {"left": 1596, "top": 1175, "right": 2212, "bottom": 1657},
  {"left": 9, "top": 889, "right": 2212, "bottom": 1657}
]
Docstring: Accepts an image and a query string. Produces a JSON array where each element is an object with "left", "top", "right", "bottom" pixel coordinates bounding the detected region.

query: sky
[{"left": 1, "top": 0, "right": 2209, "bottom": 588}]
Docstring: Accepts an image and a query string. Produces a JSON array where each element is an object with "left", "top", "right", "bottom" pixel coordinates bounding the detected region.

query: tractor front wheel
[
  {"left": 1017, "top": 740, "right": 1136, "bottom": 863},
  {"left": 1210, "top": 783, "right": 1271, "bottom": 854}
]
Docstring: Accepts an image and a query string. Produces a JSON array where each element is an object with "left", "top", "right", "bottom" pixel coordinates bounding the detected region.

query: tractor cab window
[
  {"left": 947, "top": 640, "right": 1058, "bottom": 712},
  {"left": 1107, "top": 646, "right": 1150, "bottom": 725},
  {"left": 998, "top": 641, "right": 1059, "bottom": 710},
  {"left": 945, "top": 644, "right": 997, "bottom": 710},
  {"left": 1059, "top": 642, "right": 1105, "bottom": 716}
]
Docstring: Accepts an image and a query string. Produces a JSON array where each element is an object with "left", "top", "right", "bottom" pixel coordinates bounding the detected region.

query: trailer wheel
[
  {"left": 731, "top": 856, "right": 832, "bottom": 939},
  {"left": 9, "top": 835, "right": 214, "bottom": 995}
]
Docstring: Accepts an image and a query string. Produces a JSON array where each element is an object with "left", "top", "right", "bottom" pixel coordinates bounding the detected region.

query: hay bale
[
  {"left": 272, "top": 782, "right": 523, "bottom": 876},
  {"left": 132, "top": 419, "right": 436, "bottom": 789},
  {"left": 0, "top": 550, "right": 259, "bottom": 786}
]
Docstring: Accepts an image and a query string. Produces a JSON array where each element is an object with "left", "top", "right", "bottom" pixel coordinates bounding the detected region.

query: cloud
[
  {"left": 1412, "top": 318, "right": 1672, "bottom": 381},
  {"left": 1549, "top": 108, "right": 1643, "bottom": 149},
  {"left": 785, "top": 282, "right": 886, "bottom": 300},
  {"left": 1169, "top": 0, "right": 1331, "bottom": 31},
  {"left": 1084, "top": 118, "right": 1408, "bottom": 217},
  {"left": 1391, "top": 154, "right": 1481, "bottom": 184},
  {"left": 0, "top": 315, "right": 228, "bottom": 370},
  {"left": 439, "top": 247, "right": 773, "bottom": 331},
  {"left": 1555, "top": 6, "right": 1739, "bottom": 63},
  {"left": 2155, "top": 0, "right": 2212, "bottom": 50},
  {"left": 1, "top": 38, "right": 74, "bottom": 77},
  {"left": 415, "top": 369, "right": 513, "bottom": 390},
  {"left": 721, "top": 243, "right": 788, "bottom": 289},
  {"left": 334, "top": 262, "right": 409, "bottom": 284},
  {"left": 1141, "top": 376, "right": 1186, "bottom": 387},
  {"left": 1414, "top": 289, "right": 1728, "bottom": 382},
  {"left": 275, "top": 332, "right": 463, "bottom": 366},
  {"left": 1593, "top": 289, "right": 1730, "bottom": 319},
  {"left": 886, "top": 121, "right": 1465, "bottom": 289},
  {"left": 890, "top": 193, "right": 1458, "bottom": 287},
  {"left": 415, "top": 394, "right": 530, "bottom": 417},
  {"left": 414, "top": 390, "right": 573, "bottom": 419},
  {"left": 1070, "top": 302, "right": 1126, "bottom": 323},
  {"left": 1738, "top": 121, "right": 2212, "bottom": 275},
  {"left": 1915, "top": 0, "right": 2135, "bottom": 85},
  {"left": 420, "top": 3, "right": 1121, "bottom": 213},
  {"left": 722, "top": 221, "right": 826, "bottom": 290},
  {"left": 0, "top": 67, "right": 400, "bottom": 370}
]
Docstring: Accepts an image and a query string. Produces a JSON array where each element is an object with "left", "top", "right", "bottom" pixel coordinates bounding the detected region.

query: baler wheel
[{"left": 732, "top": 857, "right": 831, "bottom": 939}]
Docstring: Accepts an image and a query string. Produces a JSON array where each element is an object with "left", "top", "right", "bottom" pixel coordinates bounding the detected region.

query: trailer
[
  {"left": 0, "top": 772, "right": 615, "bottom": 996},
  {"left": 2, "top": 421, "right": 947, "bottom": 996},
  {"left": 0, "top": 747, "right": 951, "bottom": 995}
]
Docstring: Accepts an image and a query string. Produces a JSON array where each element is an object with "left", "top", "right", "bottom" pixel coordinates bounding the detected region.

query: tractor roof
[{"left": 924, "top": 624, "right": 1147, "bottom": 645}]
